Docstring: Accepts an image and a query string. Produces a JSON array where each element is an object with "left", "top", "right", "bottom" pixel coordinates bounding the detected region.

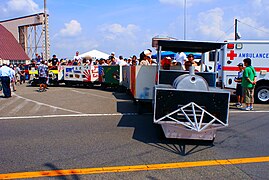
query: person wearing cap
[
  {"left": 111, "top": 52, "right": 115, "bottom": 57},
  {"left": 139, "top": 49, "right": 152, "bottom": 65},
  {"left": 0, "top": 62, "right": 13, "bottom": 97},
  {"left": 234, "top": 63, "right": 244, "bottom": 107}
]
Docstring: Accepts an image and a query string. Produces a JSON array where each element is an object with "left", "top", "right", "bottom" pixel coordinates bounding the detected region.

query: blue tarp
[{"left": 152, "top": 51, "right": 202, "bottom": 59}]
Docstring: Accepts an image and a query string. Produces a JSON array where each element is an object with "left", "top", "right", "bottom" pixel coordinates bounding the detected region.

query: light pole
[
  {"left": 235, "top": 18, "right": 238, "bottom": 40},
  {"left": 44, "top": 0, "right": 49, "bottom": 61},
  {"left": 183, "top": 0, "right": 187, "bottom": 40}
]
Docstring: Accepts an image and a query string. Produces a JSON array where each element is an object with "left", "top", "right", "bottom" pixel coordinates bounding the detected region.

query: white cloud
[
  {"left": 52, "top": 36, "right": 99, "bottom": 59},
  {"left": 60, "top": 20, "right": 82, "bottom": 37},
  {"left": 237, "top": 17, "right": 269, "bottom": 38},
  {"left": 195, "top": 8, "right": 233, "bottom": 40},
  {"left": 97, "top": 23, "right": 152, "bottom": 56},
  {"left": 100, "top": 23, "right": 140, "bottom": 40},
  {"left": 159, "top": 0, "right": 213, "bottom": 7},
  {"left": 0, "top": 0, "right": 42, "bottom": 17}
]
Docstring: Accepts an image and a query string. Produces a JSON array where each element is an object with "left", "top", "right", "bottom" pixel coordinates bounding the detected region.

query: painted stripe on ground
[
  {"left": 71, "top": 90, "right": 115, "bottom": 100},
  {"left": 0, "top": 96, "right": 20, "bottom": 111},
  {"left": 0, "top": 113, "right": 138, "bottom": 120},
  {"left": 13, "top": 93, "right": 82, "bottom": 114},
  {"left": 0, "top": 109, "right": 268, "bottom": 120},
  {"left": 230, "top": 110, "right": 269, "bottom": 113},
  {"left": 0, "top": 156, "right": 269, "bottom": 179}
]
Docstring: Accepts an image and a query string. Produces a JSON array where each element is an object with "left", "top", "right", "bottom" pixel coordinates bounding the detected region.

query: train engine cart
[{"left": 153, "top": 39, "right": 230, "bottom": 141}]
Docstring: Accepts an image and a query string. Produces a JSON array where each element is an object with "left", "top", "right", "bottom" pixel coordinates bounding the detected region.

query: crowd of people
[
  {"left": 29, "top": 50, "right": 204, "bottom": 72},
  {"left": 0, "top": 62, "right": 26, "bottom": 98},
  {"left": 30, "top": 50, "right": 155, "bottom": 68},
  {"left": 0, "top": 50, "right": 257, "bottom": 111}
]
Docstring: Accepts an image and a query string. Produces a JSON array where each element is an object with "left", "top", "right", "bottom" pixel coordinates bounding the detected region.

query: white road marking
[
  {"left": 71, "top": 90, "right": 115, "bottom": 100},
  {"left": 230, "top": 110, "right": 269, "bottom": 113},
  {"left": 13, "top": 93, "right": 82, "bottom": 114},
  {"left": 0, "top": 113, "right": 139, "bottom": 120},
  {"left": 0, "top": 96, "right": 20, "bottom": 111},
  {"left": 29, "top": 103, "right": 42, "bottom": 114},
  {"left": 8, "top": 100, "right": 29, "bottom": 115},
  {"left": 0, "top": 110, "right": 268, "bottom": 120}
]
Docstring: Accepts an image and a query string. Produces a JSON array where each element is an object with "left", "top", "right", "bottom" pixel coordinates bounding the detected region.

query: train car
[
  {"left": 28, "top": 65, "right": 59, "bottom": 86},
  {"left": 59, "top": 65, "right": 99, "bottom": 86},
  {"left": 122, "top": 65, "right": 157, "bottom": 100},
  {"left": 152, "top": 39, "right": 230, "bottom": 141},
  {"left": 99, "top": 65, "right": 123, "bottom": 88}
]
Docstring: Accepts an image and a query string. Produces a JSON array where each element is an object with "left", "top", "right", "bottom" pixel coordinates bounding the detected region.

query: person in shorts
[
  {"left": 242, "top": 58, "right": 257, "bottom": 111},
  {"left": 38, "top": 61, "right": 48, "bottom": 92},
  {"left": 234, "top": 63, "right": 244, "bottom": 107}
]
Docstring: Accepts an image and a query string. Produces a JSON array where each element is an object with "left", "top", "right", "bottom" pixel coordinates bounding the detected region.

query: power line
[
  {"left": 216, "top": 24, "right": 234, "bottom": 42},
  {"left": 238, "top": 20, "right": 269, "bottom": 35}
]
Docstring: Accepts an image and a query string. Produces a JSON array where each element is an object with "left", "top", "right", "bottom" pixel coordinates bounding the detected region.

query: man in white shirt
[
  {"left": 0, "top": 63, "right": 13, "bottom": 98},
  {"left": 175, "top": 52, "right": 187, "bottom": 66}
]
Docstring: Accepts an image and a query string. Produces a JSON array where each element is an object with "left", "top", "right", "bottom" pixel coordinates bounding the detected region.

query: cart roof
[{"left": 156, "top": 40, "right": 225, "bottom": 53}]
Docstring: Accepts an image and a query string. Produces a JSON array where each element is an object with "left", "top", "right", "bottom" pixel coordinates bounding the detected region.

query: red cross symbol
[{"left": 227, "top": 50, "right": 237, "bottom": 60}]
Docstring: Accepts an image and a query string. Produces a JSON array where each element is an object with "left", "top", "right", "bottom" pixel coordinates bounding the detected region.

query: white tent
[{"left": 78, "top": 49, "right": 110, "bottom": 60}]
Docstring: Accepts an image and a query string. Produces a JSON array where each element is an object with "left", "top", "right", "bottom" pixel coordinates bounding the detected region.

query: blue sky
[{"left": 1, "top": 0, "right": 269, "bottom": 59}]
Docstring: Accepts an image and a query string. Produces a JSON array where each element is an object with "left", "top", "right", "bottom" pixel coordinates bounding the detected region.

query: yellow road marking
[{"left": 1, "top": 156, "right": 269, "bottom": 179}]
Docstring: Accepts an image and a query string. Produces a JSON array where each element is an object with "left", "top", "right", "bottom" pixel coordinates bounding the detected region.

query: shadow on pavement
[
  {"left": 44, "top": 163, "right": 80, "bottom": 180},
  {"left": 117, "top": 114, "right": 214, "bottom": 156}
]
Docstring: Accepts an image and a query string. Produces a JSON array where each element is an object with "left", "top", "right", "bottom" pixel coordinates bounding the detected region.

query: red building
[{"left": 0, "top": 24, "right": 30, "bottom": 65}]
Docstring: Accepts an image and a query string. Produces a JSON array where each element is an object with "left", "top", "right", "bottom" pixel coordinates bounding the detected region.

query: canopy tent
[{"left": 78, "top": 49, "right": 110, "bottom": 60}]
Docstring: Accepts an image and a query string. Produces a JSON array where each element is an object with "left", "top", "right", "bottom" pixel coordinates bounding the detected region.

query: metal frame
[{"left": 0, "top": 13, "right": 50, "bottom": 60}]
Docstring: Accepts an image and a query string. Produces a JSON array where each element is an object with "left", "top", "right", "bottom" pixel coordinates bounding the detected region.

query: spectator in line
[
  {"left": 184, "top": 61, "right": 192, "bottom": 71},
  {"left": 127, "top": 58, "right": 132, "bottom": 65},
  {"left": 139, "top": 49, "right": 152, "bottom": 65},
  {"left": 175, "top": 52, "right": 187, "bottom": 66},
  {"left": 110, "top": 56, "right": 117, "bottom": 65},
  {"left": 10, "top": 65, "right": 16, "bottom": 92},
  {"left": 18, "top": 64, "right": 25, "bottom": 84},
  {"left": 234, "top": 63, "right": 244, "bottom": 108},
  {"left": 132, "top": 55, "right": 138, "bottom": 65},
  {"left": 0, "top": 62, "right": 13, "bottom": 98},
  {"left": 161, "top": 57, "right": 172, "bottom": 70},
  {"left": 51, "top": 54, "right": 59, "bottom": 66},
  {"left": 242, "top": 58, "right": 257, "bottom": 111},
  {"left": 38, "top": 60, "right": 48, "bottom": 92}
]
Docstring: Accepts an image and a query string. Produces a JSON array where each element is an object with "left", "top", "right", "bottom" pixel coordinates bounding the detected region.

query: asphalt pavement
[{"left": 0, "top": 84, "right": 269, "bottom": 179}]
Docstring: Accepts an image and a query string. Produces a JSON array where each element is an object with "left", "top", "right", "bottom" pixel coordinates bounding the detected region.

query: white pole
[
  {"left": 44, "top": 0, "right": 48, "bottom": 61},
  {"left": 184, "top": 0, "right": 187, "bottom": 40}
]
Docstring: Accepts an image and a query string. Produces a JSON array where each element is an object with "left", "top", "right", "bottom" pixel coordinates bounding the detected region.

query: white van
[{"left": 217, "top": 40, "right": 269, "bottom": 103}]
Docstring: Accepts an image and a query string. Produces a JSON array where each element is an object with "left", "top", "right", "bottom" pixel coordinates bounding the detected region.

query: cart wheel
[
  {"left": 65, "top": 81, "right": 71, "bottom": 87},
  {"left": 207, "top": 137, "right": 215, "bottom": 146},
  {"left": 154, "top": 124, "right": 165, "bottom": 140},
  {"left": 137, "top": 101, "right": 143, "bottom": 114},
  {"left": 101, "top": 83, "right": 107, "bottom": 90}
]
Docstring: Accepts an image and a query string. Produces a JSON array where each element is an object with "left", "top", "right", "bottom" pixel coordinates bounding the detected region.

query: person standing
[
  {"left": 51, "top": 54, "right": 59, "bottom": 66},
  {"left": 18, "top": 64, "right": 25, "bottom": 84},
  {"left": 10, "top": 65, "right": 16, "bottom": 92},
  {"left": 234, "top": 63, "right": 244, "bottom": 108},
  {"left": 242, "top": 58, "right": 257, "bottom": 111},
  {"left": 0, "top": 63, "right": 13, "bottom": 98},
  {"left": 175, "top": 52, "right": 187, "bottom": 67},
  {"left": 38, "top": 60, "right": 48, "bottom": 92}
]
